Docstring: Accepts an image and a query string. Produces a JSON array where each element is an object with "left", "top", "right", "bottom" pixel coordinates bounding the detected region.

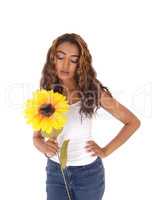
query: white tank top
[{"left": 49, "top": 100, "right": 98, "bottom": 166}]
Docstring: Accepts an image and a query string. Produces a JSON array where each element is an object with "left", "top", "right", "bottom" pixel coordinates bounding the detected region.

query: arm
[
  {"left": 100, "top": 90, "right": 141, "bottom": 158},
  {"left": 33, "top": 131, "right": 46, "bottom": 154},
  {"left": 33, "top": 131, "right": 60, "bottom": 157}
]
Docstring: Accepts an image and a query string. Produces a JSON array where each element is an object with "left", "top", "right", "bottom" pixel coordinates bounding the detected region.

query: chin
[
  {"left": 58, "top": 76, "right": 71, "bottom": 82},
  {"left": 59, "top": 73, "right": 71, "bottom": 79}
]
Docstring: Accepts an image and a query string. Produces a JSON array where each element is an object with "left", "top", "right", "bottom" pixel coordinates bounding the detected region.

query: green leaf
[
  {"left": 41, "top": 127, "right": 63, "bottom": 139},
  {"left": 60, "top": 139, "right": 70, "bottom": 169},
  {"left": 51, "top": 127, "right": 64, "bottom": 139}
]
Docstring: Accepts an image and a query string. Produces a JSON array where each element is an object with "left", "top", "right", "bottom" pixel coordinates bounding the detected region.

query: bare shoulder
[{"left": 99, "top": 89, "right": 141, "bottom": 126}]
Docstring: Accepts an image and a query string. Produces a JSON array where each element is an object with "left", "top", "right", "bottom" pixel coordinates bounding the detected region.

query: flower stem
[{"left": 57, "top": 152, "right": 72, "bottom": 200}]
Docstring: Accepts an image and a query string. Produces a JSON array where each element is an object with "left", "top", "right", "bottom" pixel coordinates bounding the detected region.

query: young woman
[{"left": 33, "top": 33, "right": 141, "bottom": 200}]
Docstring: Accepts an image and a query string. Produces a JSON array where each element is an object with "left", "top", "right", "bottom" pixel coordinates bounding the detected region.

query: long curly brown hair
[{"left": 40, "top": 33, "right": 113, "bottom": 122}]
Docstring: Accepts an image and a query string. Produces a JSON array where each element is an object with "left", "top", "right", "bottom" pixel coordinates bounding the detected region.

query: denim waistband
[{"left": 47, "top": 156, "right": 103, "bottom": 170}]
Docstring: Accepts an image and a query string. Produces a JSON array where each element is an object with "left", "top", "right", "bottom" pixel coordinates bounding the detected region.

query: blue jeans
[{"left": 46, "top": 156, "right": 105, "bottom": 200}]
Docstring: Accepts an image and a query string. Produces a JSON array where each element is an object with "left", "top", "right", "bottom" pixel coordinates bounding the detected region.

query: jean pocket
[
  {"left": 75, "top": 160, "right": 103, "bottom": 182},
  {"left": 87, "top": 159, "right": 105, "bottom": 178},
  {"left": 88, "top": 165, "right": 104, "bottom": 177},
  {"left": 46, "top": 159, "right": 59, "bottom": 175},
  {"left": 75, "top": 162, "right": 105, "bottom": 191}
]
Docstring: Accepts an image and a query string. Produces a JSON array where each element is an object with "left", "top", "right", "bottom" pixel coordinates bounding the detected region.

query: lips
[{"left": 61, "top": 70, "right": 69, "bottom": 73}]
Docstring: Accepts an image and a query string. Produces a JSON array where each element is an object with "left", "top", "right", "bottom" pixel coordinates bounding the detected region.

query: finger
[
  {"left": 86, "top": 145, "right": 97, "bottom": 151},
  {"left": 86, "top": 148, "right": 93, "bottom": 152},
  {"left": 48, "top": 138, "right": 58, "bottom": 143},
  {"left": 47, "top": 147, "right": 59, "bottom": 155},
  {"left": 91, "top": 153, "right": 97, "bottom": 156},
  {"left": 86, "top": 140, "right": 94, "bottom": 144},
  {"left": 88, "top": 147, "right": 100, "bottom": 154},
  {"left": 47, "top": 145, "right": 59, "bottom": 152},
  {"left": 85, "top": 143, "right": 95, "bottom": 148},
  {"left": 46, "top": 144, "right": 59, "bottom": 152},
  {"left": 46, "top": 151, "right": 56, "bottom": 156},
  {"left": 86, "top": 148, "right": 96, "bottom": 155},
  {"left": 86, "top": 146, "right": 98, "bottom": 153},
  {"left": 47, "top": 141, "right": 59, "bottom": 147},
  {"left": 46, "top": 149, "right": 55, "bottom": 156},
  {"left": 47, "top": 138, "right": 58, "bottom": 143},
  {"left": 47, "top": 145, "right": 57, "bottom": 151}
]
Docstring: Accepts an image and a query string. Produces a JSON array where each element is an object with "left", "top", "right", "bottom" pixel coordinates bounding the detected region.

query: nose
[{"left": 63, "top": 57, "right": 70, "bottom": 69}]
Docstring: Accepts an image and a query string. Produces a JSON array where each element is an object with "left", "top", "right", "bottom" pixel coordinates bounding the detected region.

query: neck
[
  {"left": 60, "top": 79, "right": 78, "bottom": 92},
  {"left": 59, "top": 79, "right": 80, "bottom": 103}
]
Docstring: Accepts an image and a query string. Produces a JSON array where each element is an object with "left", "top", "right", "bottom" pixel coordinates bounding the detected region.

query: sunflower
[{"left": 23, "top": 89, "right": 69, "bottom": 137}]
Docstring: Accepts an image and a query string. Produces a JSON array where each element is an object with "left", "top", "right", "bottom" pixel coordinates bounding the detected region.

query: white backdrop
[{"left": 0, "top": 0, "right": 156, "bottom": 199}]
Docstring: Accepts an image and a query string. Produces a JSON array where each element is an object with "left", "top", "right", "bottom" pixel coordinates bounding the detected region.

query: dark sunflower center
[{"left": 39, "top": 103, "right": 55, "bottom": 117}]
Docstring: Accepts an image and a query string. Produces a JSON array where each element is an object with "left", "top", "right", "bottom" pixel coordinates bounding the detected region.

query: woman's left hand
[{"left": 85, "top": 140, "right": 106, "bottom": 159}]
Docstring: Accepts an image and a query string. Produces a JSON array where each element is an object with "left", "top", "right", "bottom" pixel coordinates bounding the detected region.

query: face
[{"left": 54, "top": 42, "right": 80, "bottom": 82}]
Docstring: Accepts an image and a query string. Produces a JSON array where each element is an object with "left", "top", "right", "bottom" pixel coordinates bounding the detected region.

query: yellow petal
[{"left": 23, "top": 89, "right": 69, "bottom": 135}]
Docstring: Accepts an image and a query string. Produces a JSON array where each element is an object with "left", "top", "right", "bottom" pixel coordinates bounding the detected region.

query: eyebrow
[{"left": 56, "top": 50, "right": 79, "bottom": 57}]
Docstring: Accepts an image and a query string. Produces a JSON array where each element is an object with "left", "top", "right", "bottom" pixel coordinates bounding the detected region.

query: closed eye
[
  {"left": 71, "top": 59, "right": 78, "bottom": 63},
  {"left": 56, "top": 55, "right": 64, "bottom": 60},
  {"left": 56, "top": 55, "right": 78, "bottom": 63}
]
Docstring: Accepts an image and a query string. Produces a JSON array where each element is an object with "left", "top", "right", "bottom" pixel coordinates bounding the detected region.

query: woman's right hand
[
  {"left": 43, "top": 138, "right": 60, "bottom": 157},
  {"left": 33, "top": 131, "right": 60, "bottom": 157}
]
